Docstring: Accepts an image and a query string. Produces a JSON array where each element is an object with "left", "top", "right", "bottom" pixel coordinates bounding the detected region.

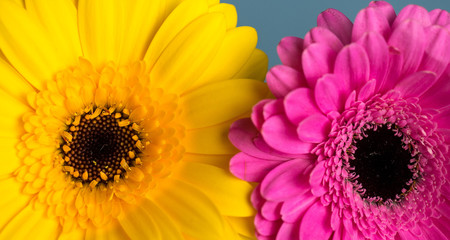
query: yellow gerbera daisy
[{"left": 0, "top": 0, "right": 268, "bottom": 239}]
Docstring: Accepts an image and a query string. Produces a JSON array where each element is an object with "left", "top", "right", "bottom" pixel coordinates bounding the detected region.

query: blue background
[{"left": 222, "top": 0, "right": 450, "bottom": 69}]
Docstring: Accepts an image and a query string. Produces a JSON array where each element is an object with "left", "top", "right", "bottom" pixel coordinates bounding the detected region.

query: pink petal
[
  {"left": 253, "top": 135, "right": 305, "bottom": 159},
  {"left": 304, "top": 27, "right": 344, "bottom": 52},
  {"left": 302, "top": 43, "right": 337, "bottom": 88},
  {"left": 396, "top": 229, "right": 419, "bottom": 240},
  {"left": 392, "top": 5, "right": 432, "bottom": 29},
  {"left": 261, "top": 200, "right": 282, "bottom": 221},
  {"left": 332, "top": 225, "right": 344, "bottom": 240},
  {"left": 431, "top": 218, "right": 450, "bottom": 240},
  {"left": 284, "top": 88, "right": 321, "bottom": 125},
  {"left": 421, "top": 223, "right": 447, "bottom": 240},
  {"left": 344, "top": 90, "right": 357, "bottom": 109},
  {"left": 251, "top": 99, "right": 272, "bottom": 130},
  {"left": 379, "top": 46, "right": 404, "bottom": 93},
  {"left": 429, "top": 9, "right": 450, "bottom": 26},
  {"left": 394, "top": 71, "right": 437, "bottom": 98},
  {"left": 309, "top": 161, "right": 327, "bottom": 197},
  {"left": 315, "top": 74, "right": 350, "bottom": 114},
  {"left": 276, "top": 222, "right": 299, "bottom": 240},
  {"left": 230, "top": 152, "right": 283, "bottom": 182},
  {"left": 334, "top": 44, "right": 370, "bottom": 92},
  {"left": 299, "top": 201, "right": 333, "bottom": 240},
  {"left": 330, "top": 206, "right": 341, "bottom": 231},
  {"left": 356, "top": 32, "right": 389, "bottom": 92},
  {"left": 251, "top": 185, "right": 264, "bottom": 208},
  {"left": 297, "top": 114, "right": 331, "bottom": 143},
  {"left": 254, "top": 213, "right": 281, "bottom": 237},
  {"left": 317, "top": 8, "right": 353, "bottom": 44},
  {"left": 357, "top": 79, "right": 376, "bottom": 102},
  {"left": 229, "top": 118, "right": 286, "bottom": 160},
  {"left": 260, "top": 158, "right": 313, "bottom": 201},
  {"left": 418, "top": 25, "right": 450, "bottom": 78},
  {"left": 267, "top": 65, "right": 306, "bottom": 98},
  {"left": 388, "top": 20, "right": 426, "bottom": 77},
  {"left": 277, "top": 36, "right": 304, "bottom": 71},
  {"left": 419, "top": 65, "right": 450, "bottom": 109},
  {"left": 352, "top": 7, "right": 391, "bottom": 41},
  {"left": 261, "top": 115, "right": 314, "bottom": 155},
  {"left": 368, "top": 1, "right": 396, "bottom": 25},
  {"left": 263, "top": 99, "right": 284, "bottom": 120},
  {"left": 281, "top": 192, "right": 317, "bottom": 223},
  {"left": 433, "top": 106, "right": 450, "bottom": 129}
]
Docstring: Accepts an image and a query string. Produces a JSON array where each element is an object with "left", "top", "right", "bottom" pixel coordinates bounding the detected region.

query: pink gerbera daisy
[{"left": 229, "top": 1, "right": 450, "bottom": 239}]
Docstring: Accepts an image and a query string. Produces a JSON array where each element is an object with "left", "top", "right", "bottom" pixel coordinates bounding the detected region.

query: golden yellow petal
[
  {"left": 182, "top": 153, "right": 233, "bottom": 170},
  {"left": 85, "top": 221, "right": 130, "bottom": 240},
  {"left": 233, "top": 49, "right": 268, "bottom": 82},
  {"left": 208, "top": 3, "right": 237, "bottom": 30},
  {"left": 0, "top": 57, "right": 36, "bottom": 105},
  {"left": 181, "top": 79, "right": 267, "bottom": 129},
  {"left": 174, "top": 162, "right": 255, "bottom": 217}
]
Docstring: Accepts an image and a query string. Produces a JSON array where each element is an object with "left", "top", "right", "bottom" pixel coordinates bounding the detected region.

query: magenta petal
[
  {"left": 379, "top": 46, "right": 404, "bottom": 93},
  {"left": 368, "top": 1, "right": 396, "bottom": 25},
  {"left": 334, "top": 44, "right": 370, "bottom": 91},
  {"left": 260, "top": 158, "right": 313, "bottom": 201},
  {"left": 263, "top": 99, "right": 284, "bottom": 121},
  {"left": 254, "top": 214, "right": 281, "bottom": 237},
  {"left": 309, "top": 161, "right": 327, "bottom": 197},
  {"left": 429, "top": 9, "right": 450, "bottom": 26},
  {"left": 261, "top": 200, "right": 282, "bottom": 221},
  {"left": 297, "top": 114, "right": 331, "bottom": 143},
  {"left": 419, "top": 66, "right": 450, "bottom": 109},
  {"left": 251, "top": 99, "right": 272, "bottom": 130},
  {"left": 352, "top": 7, "right": 391, "bottom": 41},
  {"left": 251, "top": 185, "right": 264, "bottom": 209},
  {"left": 394, "top": 71, "right": 437, "bottom": 98},
  {"left": 229, "top": 118, "right": 286, "bottom": 160},
  {"left": 284, "top": 88, "right": 321, "bottom": 125},
  {"left": 433, "top": 106, "right": 450, "bottom": 129},
  {"left": 356, "top": 32, "right": 389, "bottom": 92},
  {"left": 281, "top": 192, "right": 317, "bottom": 223},
  {"left": 315, "top": 74, "right": 350, "bottom": 114},
  {"left": 421, "top": 223, "right": 447, "bottom": 240},
  {"left": 418, "top": 25, "right": 450, "bottom": 78},
  {"left": 276, "top": 222, "right": 299, "bottom": 240},
  {"left": 392, "top": 4, "right": 431, "bottom": 29},
  {"left": 317, "top": 8, "right": 353, "bottom": 44},
  {"left": 277, "top": 36, "right": 304, "bottom": 71},
  {"left": 304, "top": 27, "right": 344, "bottom": 52},
  {"left": 230, "top": 152, "right": 283, "bottom": 182},
  {"left": 344, "top": 90, "right": 357, "bottom": 109},
  {"left": 267, "top": 65, "right": 306, "bottom": 98},
  {"left": 388, "top": 20, "right": 426, "bottom": 77},
  {"left": 299, "top": 201, "right": 333, "bottom": 240},
  {"left": 357, "top": 79, "right": 376, "bottom": 102},
  {"left": 302, "top": 43, "right": 337, "bottom": 88},
  {"left": 261, "top": 115, "right": 314, "bottom": 154}
]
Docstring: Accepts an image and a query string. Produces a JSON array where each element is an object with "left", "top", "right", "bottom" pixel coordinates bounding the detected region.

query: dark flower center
[
  {"left": 350, "top": 125, "right": 415, "bottom": 202},
  {"left": 60, "top": 107, "right": 142, "bottom": 186}
]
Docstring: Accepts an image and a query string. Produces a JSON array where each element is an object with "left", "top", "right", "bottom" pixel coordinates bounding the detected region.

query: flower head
[
  {"left": 0, "top": 0, "right": 268, "bottom": 238},
  {"left": 229, "top": 2, "right": 449, "bottom": 239}
]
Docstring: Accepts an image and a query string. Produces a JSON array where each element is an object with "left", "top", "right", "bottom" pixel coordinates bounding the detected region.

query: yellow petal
[
  {"left": 233, "top": 49, "right": 268, "bottom": 81},
  {"left": 182, "top": 153, "right": 233, "bottom": 170},
  {"left": 0, "top": 204, "right": 60, "bottom": 239},
  {"left": 184, "top": 119, "right": 238, "bottom": 155},
  {"left": 193, "top": 27, "right": 257, "bottom": 88},
  {"left": 208, "top": 3, "right": 237, "bottom": 30},
  {"left": 0, "top": 88, "right": 30, "bottom": 139},
  {"left": 0, "top": 138, "right": 21, "bottom": 176},
  {"left": 25, "top": 0, "right": 82, "bottom": 67},
  {"left": 153, "top": 179, "right": 227, "bottom": 240},
  {"left": 227, "top": 216, "right": 256, "bottom": 239},
  {"left": 0, "top": 0, "right": 68, "bottom": 89},
  {"left": 0, "top": 57, "right": 35, "bottom": 105},
  {"left": 144, "top": 0, "right": 209, "bottom": 66},
  {"left": 0, "top": 178, "right": 30, "bottom": 229},
  {"left": 78, "top": 0, "right": 126, "bottom": 66},
  {"left": 118, "top": 0, "right": 165, "bottom": 65},
  {"left": 140, "top": 199, "right": 184, "bottom": 240},
  {"left": 85, "top": 221, "right": 129, "bottom": 240},
  {"left": 181, "top": 79, "right": 267, "bottom": 129},
  {"left": 117, "top": 202, "right": 162, "bottom": 239},
  {"left": 58, "top": 228, "right": 86, "bottom": 240},
  {"left": 174, "top": 162, "right": 255, "bottom": 217},
  {"left": 150, "top": 13, "right": 226, "bottom": 93}
]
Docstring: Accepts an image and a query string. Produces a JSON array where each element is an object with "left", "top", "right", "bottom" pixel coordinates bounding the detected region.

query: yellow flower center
[
  {"left": 16, "top": 59, "right": 185, "bottom": 230},
  {"left": 60, "top": 106, "right": 145, "bottom": 187}
]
